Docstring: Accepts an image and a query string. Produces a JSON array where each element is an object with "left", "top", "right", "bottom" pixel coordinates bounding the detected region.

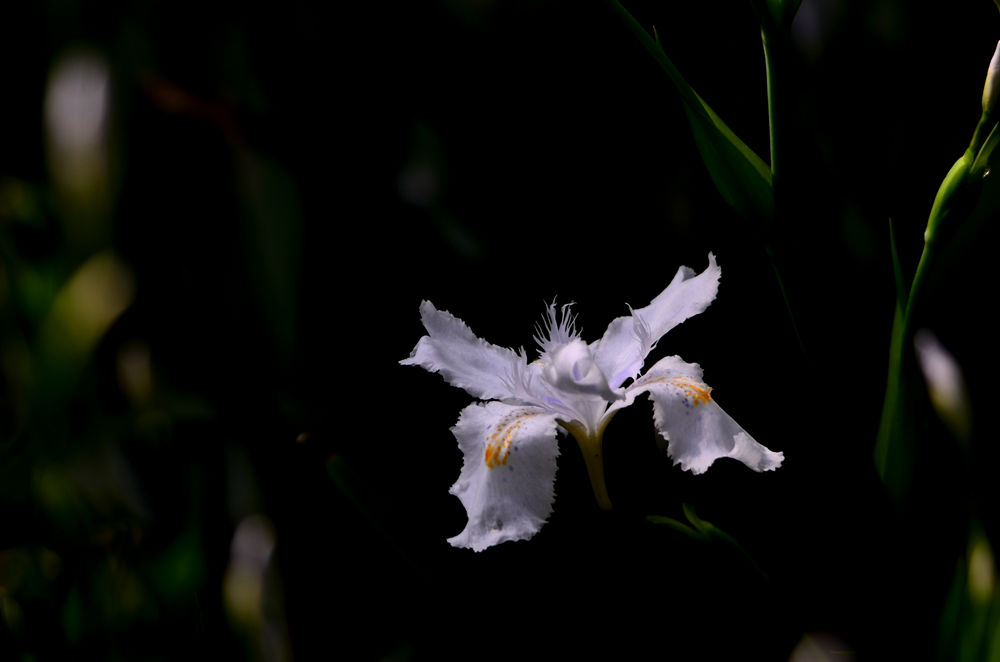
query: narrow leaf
[
  {"left": 874, "top": 302, "right": 912, "bottom": 500},
  {"left": 612, "top": 1, "right": 774, "bottom": 221},
  {"left": 888, "top": 218, "right": 908, "bottom": 309},
  {"left": 765, "top": 0, "right": 804, "bottom": 29},
  {"left": 646, "top": 515, "right": 705, "bottom": 540}
]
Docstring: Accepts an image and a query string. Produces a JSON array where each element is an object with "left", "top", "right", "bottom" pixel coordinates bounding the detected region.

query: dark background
[{"left": 2, "top": 0, "right": 999, "bottom": 659}]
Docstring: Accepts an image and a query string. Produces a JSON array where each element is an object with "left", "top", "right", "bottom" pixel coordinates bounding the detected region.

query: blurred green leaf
[
  {"left": 146, "top": 525, "right": 204, "bottom": 601},
  {"left": 235, "top": 147, "right": 301, "bottom": 364},
  {"left": 62, "top": 585, "right": 85, "bottom": 644},
  {"left": 648, "top": 505, "right": 769, "bottom": 581},
  {"left": 326, "top": 454, "right": 421, "bottom": 576},
  {"left": 938, "top": 528, "right": 1000, "bottom": 662},
  {"left": 647, "top": 504, "right": 730, "bottom": 541},
  {"left": 751, "top": 0, "right": 803, "bottom": 31},
  {"left": 613, "top": 0, "right": 774, "bottom": 223},
  {"left": 646, "top": 515, "right": 702, "bottom": 540},
  {"left": 34, "top": 250, "right": 134, "bottom": 411},
  {"left": 889, "top": 219, "right": 907, "bottom": 309},
  {"left": 769, "top": 0, "right": 803, "bottom": 23}
]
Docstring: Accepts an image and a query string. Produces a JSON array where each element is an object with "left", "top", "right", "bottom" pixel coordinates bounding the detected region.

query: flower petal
[
  {"left": 634, "top": 252, "right": 720, "bottom": 345},
  {"left": 592, "top": 316, "right": 644, "bottom": 389},
  {"left": 401, "top": 300, "right": 525, "bottom": 401},
  {"left": 447, "top": 402, "right": 561, "bottom": 551},
  {"left": 627, "top": 355, "right": 782, "bottom": 474},
  {"left": 594, "top": 254, "right": 721, "bottom": 388}
]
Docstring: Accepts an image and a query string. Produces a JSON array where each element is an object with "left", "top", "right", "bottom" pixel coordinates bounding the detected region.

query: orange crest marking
[
  {"left": 485, "top": 410, "right": 538, "bottom": 469},
  {"left": 668, "top": 376, "right": 712, "bottom": 405},
  {"left": 638, "top": 375, "right": 713, "bottom": 405}
]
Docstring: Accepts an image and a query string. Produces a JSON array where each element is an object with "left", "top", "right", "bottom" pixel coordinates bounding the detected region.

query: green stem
[
  {"left": 559, "top": 420, "right": 613, "bottom": 511},
  {"left": 912, "top": 149, "right": 974, "bottom": 318},
  {"left": 578, "top": 436, "right": 612, "bottom": 511},
  {"left": 876, "top": 150, "right": 972, "bottom": 484},
  {"left": 875, "top": 223, "right": 937, "bottom": 484}
]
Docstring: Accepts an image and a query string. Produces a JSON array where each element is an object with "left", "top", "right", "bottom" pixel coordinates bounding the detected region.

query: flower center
[{"left": 543, "top": 339, "right": 621, "bottom": 404}]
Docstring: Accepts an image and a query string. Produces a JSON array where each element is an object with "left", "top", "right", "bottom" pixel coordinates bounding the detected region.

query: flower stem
[
  {"left": 577, "top": 435, "right": 613, "bottom": 511},
  {"left": 559, "top": 421, "right": 613, "bottom": 510},
  {"left": 876, "top": 149, "right": 974, "bottom": 491}
]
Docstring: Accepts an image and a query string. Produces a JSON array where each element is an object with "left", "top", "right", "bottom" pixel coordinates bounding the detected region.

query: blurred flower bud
[
  {"left": 44, "top": 48, "right": 115, "bottom": 251},
  {"left": 223, "top": 514, "right": 275, "bottom": 631},
  {"left": 969, "top": 531, "right": 996, "bottom": 605},
  {"left": 223, "top": 514, "right": 291, "bottom": 660},
  {"left": 982, "top": 41, "right": 1000, "bottom": 116},
  {"left": 914, "top": 330, "right": 971, "bottom": 441}
]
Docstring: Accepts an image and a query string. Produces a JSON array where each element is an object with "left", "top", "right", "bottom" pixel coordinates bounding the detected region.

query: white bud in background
[
  {"left": 45, "top": 51, "right": 109, "bottom": 155},
  {"left": 222, "top": 513, "right": 292, "bottom": 660},
  {"left": 969, "top": 533, "right": 996, "bottom": 605},
  {"left": 983, "top": 41, "right": 1000, "bottom": 116},
  {"left": 44, "top": 48, "right": 114, "bottom": 248},
  {"left": 914, "top": 329, "right": 971, "bottom": 441}
]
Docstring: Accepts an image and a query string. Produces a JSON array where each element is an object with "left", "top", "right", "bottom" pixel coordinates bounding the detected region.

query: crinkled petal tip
[
  {"left": 627, "top": 355, "right": 781, "bottom": 475},
  {"left": 401, "top": 300, "right": 524, "bottom": 401}
]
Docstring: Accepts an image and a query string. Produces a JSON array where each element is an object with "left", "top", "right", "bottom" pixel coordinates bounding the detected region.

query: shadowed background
[{"left": 1, "top": 0, "right": 998, "bottom": 659}]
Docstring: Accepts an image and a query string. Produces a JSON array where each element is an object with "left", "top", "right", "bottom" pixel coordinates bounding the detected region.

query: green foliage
[
  {"left": 939, "top": 528, "right": 1000, "bottom": 662},
  {"left": 612, "top": 0, "right": 774, "bottom": 224},
  {"left": 876, "top": 110, "right": 999, "bottom": 498},
  {"left": 648, "top": 504, "right": 768, "bottom": 582},
  {"left": 750, "top": 0, "right": 803, "bottom": 32}
]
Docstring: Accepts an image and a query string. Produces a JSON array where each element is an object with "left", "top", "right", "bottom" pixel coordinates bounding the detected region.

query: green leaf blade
[{"left": 613, "top": 0, "right": 774, "bottom": 222}]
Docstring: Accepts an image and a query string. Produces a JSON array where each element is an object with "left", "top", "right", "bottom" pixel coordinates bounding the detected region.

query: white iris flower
[{"left": 402, "top": 253, "right": 782, "bottom": 551}]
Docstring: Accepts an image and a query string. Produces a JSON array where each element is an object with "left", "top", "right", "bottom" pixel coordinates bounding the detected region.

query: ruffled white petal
[
  {"left": 635, "top": 253, "right": 721, "bottom": 345},
  {"left": 594, "top": 254, "right": 721, "bottom": 388},
  {"left": 447, "top": 402, "right": 561, "bottom": 551},
  {"left": 626, "top": 355, "right": 782, "bottom": 474},
  {"left": 609, "top": 354, "right": 701, "bottom": 416},
  {"left": 401, "top": 300, "right": 526, "bottom": 401}
]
